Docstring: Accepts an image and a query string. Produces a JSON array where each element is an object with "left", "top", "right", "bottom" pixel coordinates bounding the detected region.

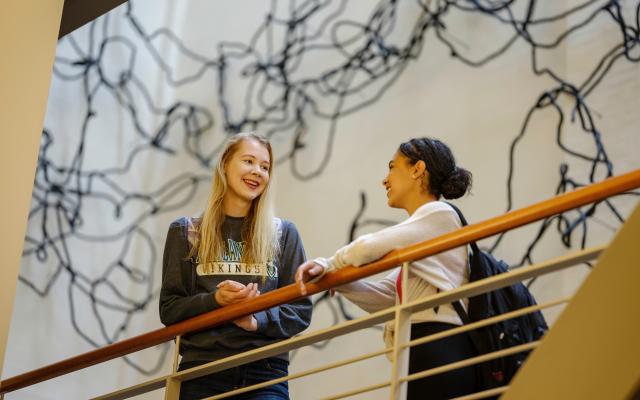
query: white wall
[
  {"left": 3, "top": 1, "right": 639, "bottom": 399},
  {"left": 0, "top": 0, "right": 64, "bottom": 381}
]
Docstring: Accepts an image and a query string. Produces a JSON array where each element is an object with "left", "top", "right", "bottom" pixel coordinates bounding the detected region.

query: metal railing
[
  {"left": 95, "top": 245, "right": 603, "bottom": 399},
  {"left": 1, "top": 168, "right": 638, "bottom": 399}
]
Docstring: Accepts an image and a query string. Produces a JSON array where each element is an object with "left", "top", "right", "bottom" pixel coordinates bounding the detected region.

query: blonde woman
[{"left": 160, "top": 133, "right": 312, "bottom": 400}]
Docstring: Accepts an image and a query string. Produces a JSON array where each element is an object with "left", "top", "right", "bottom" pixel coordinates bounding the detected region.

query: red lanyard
[{"left": 396, "top": 266, "right": 403, "bottom": 302}]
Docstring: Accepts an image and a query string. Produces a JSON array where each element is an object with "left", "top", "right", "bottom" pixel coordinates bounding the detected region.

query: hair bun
[{"left": 441, "top": 167, "right": 472, "bottom": 200}]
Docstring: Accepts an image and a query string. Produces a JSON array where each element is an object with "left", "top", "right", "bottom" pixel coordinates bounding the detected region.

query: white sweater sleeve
[
  {"left": 316, "top": 203, "right": 460, "bottom": 272},
  {"left": 335, "top": 269, "right": 399, "bottom": 312},
  {"left": 312, "top": 202, "right": 466, "bottom": 323}
]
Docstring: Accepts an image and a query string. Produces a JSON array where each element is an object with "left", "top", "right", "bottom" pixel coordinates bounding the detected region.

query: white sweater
[{"left": 314, "top": 201, "right": 469, "bottom": 327}]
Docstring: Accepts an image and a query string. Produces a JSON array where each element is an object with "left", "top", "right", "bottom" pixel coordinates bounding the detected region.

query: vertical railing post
[
  {"left": 164, "top": 336, "right": 181, "bottom": 400},
  {"left": 390, "top": 262, "right": 411, "bottom": 399}
]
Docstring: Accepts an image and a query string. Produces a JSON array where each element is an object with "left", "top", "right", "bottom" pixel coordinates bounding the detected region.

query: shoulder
[
  {"left": 413, "top": 201, "right": 457, "bottom": 217},
  {"left": 275, "top": 218, "right": 298, "bottom": 234},
  {"left": 167, "top": 216, "right": 201, "bottom": 244},
  {"left": 168, "top": 216, "right": 200, "bottom": 230},
  {"left": 275, "top": 218, "right": 303, "bottom": 241},
  {"left": 169, "top": 216, "right": 189, "bottom": 228},
  {"left": 412, "top": 201, "right": 461, "bottom": 226}
]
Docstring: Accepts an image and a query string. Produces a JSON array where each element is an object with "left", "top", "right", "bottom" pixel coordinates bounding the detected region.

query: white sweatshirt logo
[{"left": 196, "top": 238, "right": 277, "bottom": 278}]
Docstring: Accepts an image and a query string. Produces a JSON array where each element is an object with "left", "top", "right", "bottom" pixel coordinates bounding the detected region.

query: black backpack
[{"left": 447, "top": 203, "right": 549, "bottom": 390}]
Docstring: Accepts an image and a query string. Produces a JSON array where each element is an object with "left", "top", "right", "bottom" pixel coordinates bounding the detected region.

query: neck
[
  {"left": 223, "top": 195, "right": 252, "bottom": 217},
  {"left": 403, "top": 193, "right": 438, "bottom": 216}
]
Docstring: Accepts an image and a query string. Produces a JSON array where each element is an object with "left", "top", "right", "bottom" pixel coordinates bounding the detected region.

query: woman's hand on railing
[
  {"left": 296, "top": 260, "right": 327, "bottom": 296},
  {"left": 215, "top": 280, "right": 259, "bottom": 306}
]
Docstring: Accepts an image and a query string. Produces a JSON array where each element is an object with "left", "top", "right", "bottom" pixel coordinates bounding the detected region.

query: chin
[
  {"left": 243, "top": 193, "right": 261, "bottom": 202},
  {"left": 240, "top": 185, "right": 264, "bottom": 200},
  {"left": 387, "top": 198, "right": 404, "bottom": 210}
]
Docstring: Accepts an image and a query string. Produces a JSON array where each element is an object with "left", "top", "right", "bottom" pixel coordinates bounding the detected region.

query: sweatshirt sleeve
[
  {"left": 159, "top": 219, "right": 220, "bottom": 326},
  {"left": 254, "top": 220, "right": 313, "bottom": 338}
]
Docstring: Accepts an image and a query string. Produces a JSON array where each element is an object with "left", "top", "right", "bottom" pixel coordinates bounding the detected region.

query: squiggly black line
[{"left": 21, "top": 0, "right": 640, "bottom": 374}]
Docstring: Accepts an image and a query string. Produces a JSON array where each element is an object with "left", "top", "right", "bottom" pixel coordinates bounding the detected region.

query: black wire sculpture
[{"left": 20, "top": 0, "right": 640, "bottom": 375}]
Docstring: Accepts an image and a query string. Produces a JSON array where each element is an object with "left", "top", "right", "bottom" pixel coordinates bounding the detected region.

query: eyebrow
[{"left": 241, "top": 154, "right": 270, "bottom": 165}]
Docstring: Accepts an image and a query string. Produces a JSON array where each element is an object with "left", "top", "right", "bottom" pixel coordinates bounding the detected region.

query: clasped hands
[
  {"left": 214, "top": 260, "right": 330, "bottom": 331},
  {"left": 215, "top": 280, "right": 260, "bottom": 331}
]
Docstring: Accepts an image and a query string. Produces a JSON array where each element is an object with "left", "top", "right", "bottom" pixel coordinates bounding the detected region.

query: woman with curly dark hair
[{"left": 297, "top": 137, "right": 476, "bottom": 399}]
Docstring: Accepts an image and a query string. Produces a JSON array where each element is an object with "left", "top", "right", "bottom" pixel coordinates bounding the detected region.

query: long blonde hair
[{"left": 190, "top": 132, "right": 278, "bottom": 265}]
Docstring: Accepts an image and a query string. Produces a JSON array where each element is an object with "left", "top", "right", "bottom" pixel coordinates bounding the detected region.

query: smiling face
[
  {"left": 224, "top": 138, "right": 271, "bottom": 205},
  {"left": 383, "top": 151, "right": 414, "bottom": 209},
  {"left": 382, "top": 150, "right": 432, "bottom": 212}
]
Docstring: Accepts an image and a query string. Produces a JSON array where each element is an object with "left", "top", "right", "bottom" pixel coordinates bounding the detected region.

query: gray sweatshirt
[{"left": 159, "top": 216, "right": 312, "bottom": 364}]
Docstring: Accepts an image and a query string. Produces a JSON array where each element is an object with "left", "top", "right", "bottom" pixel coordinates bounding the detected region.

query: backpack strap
[
  {"left": 452, "top": 299, "right": 487, "bottom": 356},
  {"left": 445, "top": 203, "right": 481, "bottom": 336},
  {"left": 445, "top": 202, "right": 482, "bottom": 255},
  {"left": 184, "top": 217, "right": 198, "bottom": 295},
  {"left": 452, "top": 299, "right": 471, "bottom": 324},
  {"left": 274, "top": 217, "right": 283, "bottom": 245}
]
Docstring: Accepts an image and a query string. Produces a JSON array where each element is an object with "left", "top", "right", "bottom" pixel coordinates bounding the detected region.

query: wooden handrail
[{"left": 1, "top": 168, "right": 639, "bottom": 394}]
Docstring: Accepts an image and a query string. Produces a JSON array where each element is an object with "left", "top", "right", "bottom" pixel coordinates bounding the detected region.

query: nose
[{"left": 382, "top": 176, "right": 388, "bottom": 187}]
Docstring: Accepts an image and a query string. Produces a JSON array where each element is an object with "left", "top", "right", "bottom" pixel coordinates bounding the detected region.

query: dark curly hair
[{"left": 398, "top": 137, "right": 472, "bottom": 200}]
